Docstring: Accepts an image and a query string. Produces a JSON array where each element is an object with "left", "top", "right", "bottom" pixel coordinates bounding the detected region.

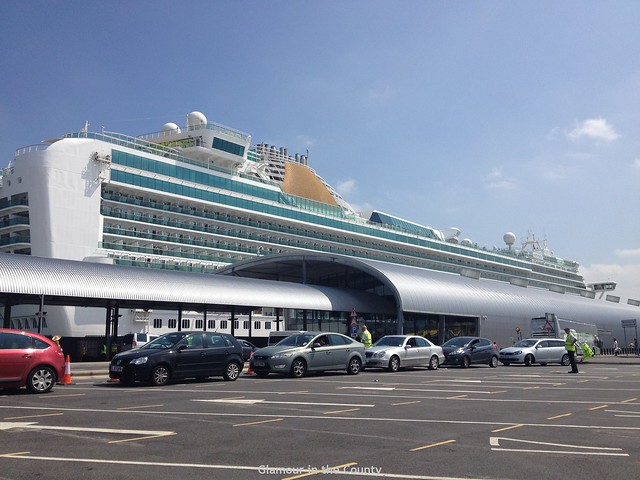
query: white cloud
[
  {"left": 335, "top": 179, "right": 357, "bottom": 196},
  {"left": 485, "top": 167, "right": 516, "bottom": 190},
  {"left": 615, "top": 248, "right": 640, "bottom": 257},
  {"left": 633, "top": 158, "right": 640, "bottom": 169},
  {"left": 568, "top": 118, "right": 620, "bottom": 142}
]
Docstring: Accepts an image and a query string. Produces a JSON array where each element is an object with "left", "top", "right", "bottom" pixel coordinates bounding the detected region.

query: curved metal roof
[
  {"left": 219, "top": 253, "right": 640, "bottom": 329},
  {"left": 0, "top": 253, "right": 394, "bottom": 314}
]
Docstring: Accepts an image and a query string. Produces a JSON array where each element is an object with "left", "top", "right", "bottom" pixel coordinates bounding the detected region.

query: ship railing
[
  {"left": 138, "top": 121, "right": 251, "bottom": 143},
  {"left": 63, "top": 130, "right": 280, "bottom": 188},
  {"left": 14, "top": 143, "right": 50, "bottom": 157},
  {"left": 101, "top": 192, "right": 539, "bottom": 273}
]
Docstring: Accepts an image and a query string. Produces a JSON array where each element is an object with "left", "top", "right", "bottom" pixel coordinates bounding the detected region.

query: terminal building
[{"left": 1, "top": 252, "right": 638, "bottom": 361}]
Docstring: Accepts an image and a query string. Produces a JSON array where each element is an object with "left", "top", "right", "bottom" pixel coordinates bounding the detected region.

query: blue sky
[{"left": 1, "top": 1, "right": 639, "bottom": 301}]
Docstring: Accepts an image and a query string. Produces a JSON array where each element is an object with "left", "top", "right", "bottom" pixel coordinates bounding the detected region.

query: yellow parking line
[
  {"left": 547, "top": 413, "right": 572, "bottom": 420},
  {"left": 446, "top": 395, "right": 467, "bottom": 399},
  {"left": 410, "top": 439, "right": 456, "bottom": 451},
  {"left": 392, "top": 400, "right": 421, "bottom": 406},
  {"left": 490, "top": 390, "right": 508, "bottom": 394},
  {"left": 233, "top": 418, "right": 283, "bottom": 427},
  {"left": 622, "top": 398, "right": 637, "bottom": 403},
  {"left": 283, "top": 462, "right": 357, "bottom": 480},
  {"left": 1, "top": 452, "right": 31, "bottom": 457},
  {"left": 589, "top": 405, "right": 608, "bottom": 411},
  {"left": 492, "top": 424, "right": 523, "bottom": 433},
  {"left": 323, "top": 408, "right": 360, "bottom": 415}
]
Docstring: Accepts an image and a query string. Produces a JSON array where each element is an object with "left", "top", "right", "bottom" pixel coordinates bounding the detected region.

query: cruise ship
[{"left": 0, "top": 111, "right": 593, "bottom": 340}]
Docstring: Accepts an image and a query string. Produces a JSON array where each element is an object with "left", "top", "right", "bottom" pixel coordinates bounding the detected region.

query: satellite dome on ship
[{"left": 187, "top": 111, "right": 207, "bottom": 128}]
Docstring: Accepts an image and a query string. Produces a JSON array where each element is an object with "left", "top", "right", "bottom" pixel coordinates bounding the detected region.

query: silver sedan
[
  {"left": 250, "top": 331, "right": 365, "bottom": 378},
  {"left": 365, "top": 335, "right": 444, "bottom": 372}
]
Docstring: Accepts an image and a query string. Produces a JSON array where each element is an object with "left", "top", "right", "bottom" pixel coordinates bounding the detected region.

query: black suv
[
  {"left": 109, "top": 331, "right": 244, "bottom": 386},
  {"left": 441, "top": 336, "right": 499, "bottom": 368}
]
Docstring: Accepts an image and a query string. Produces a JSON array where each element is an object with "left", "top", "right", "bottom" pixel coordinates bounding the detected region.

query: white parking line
[
  {"left": 490, "top": 437, "right": 628, "bottom": 456},
  {"left": 194, "top": 399, "right": 374, "bottom": 407},
  {"left": 0, "top": 452, "right": 514, "bottom": 479},
  {"left": 2, "top": 406, "right": 640, "bottom": 432},
  {"left": 0, "top": 421, "right": 174, "bottom": 437}
]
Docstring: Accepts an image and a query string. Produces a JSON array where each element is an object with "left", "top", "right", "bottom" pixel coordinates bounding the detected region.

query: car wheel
[
  {"left": 347, "top": 357, "right": 362, "bottom": 375},
  {"left": 255, "top": 371, "right": 269, "bottom": 377},
  {"left": 428, "top": 355, "right": 440, "bottom": 370},
  {"left": 489, "top": 356, "right": 498, "bottom": 368},
  {"left": 388, "top": 355, "right": 400, "bottom": 372},
  {"left": 290, "top": 358, "right": 307, "bottom": 378},
  {"left": 524, "top": 354, "right": 534, "bottom": 366},
  {"left": 26, "top": 366, "right": 56, "bottom": 394},
  {"left": 561, "top": 354, "right": 570, "bottom": 366},
  {"left": 223, "top": 361, "right": 241, "bottom": 381},
  {"left": 461, "top": 356, "right": 470, "bottom": 368},
  {"left": 150, "top": 365, "right": 170, "bottom": 386}
]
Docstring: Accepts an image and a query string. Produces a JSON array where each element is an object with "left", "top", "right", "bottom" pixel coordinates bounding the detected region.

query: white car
[
  {"left": 499, "top": 338, "right": 570, "bottom": 366},
  {"left": 121, "top": 333, "right": 159, "bottom": 351},
  {"left": 365, "top": 335, "right": 444, "bottom": 372}
]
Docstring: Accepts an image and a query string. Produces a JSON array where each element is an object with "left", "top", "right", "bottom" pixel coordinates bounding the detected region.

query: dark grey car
[
  {"left": 442, "top": 336, "right": 499, "bottom": 368},
  {"left": 250, "top": 331, "right": 365, "bottom": 378}
]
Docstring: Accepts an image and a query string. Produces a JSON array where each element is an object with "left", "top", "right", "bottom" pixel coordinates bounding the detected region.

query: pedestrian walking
[{"left": 359, "top": 324, "right": 372, "bottom": 349}]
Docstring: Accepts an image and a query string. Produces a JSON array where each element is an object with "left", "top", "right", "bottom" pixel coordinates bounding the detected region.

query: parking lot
[{"left": 1, "top": 359, "right": 639, "bottom": 480}]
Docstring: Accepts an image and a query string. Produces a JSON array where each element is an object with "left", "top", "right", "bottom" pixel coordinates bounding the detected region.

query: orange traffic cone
[
  {"left": 245, "top": 352, "right": 255, "bottom": 375},
  {"left": 59, "top": 355, "right": 74, "bottom": 384}
]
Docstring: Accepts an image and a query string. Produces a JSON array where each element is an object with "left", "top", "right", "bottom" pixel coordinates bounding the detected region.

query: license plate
[
  {"left": 253, "top": 361, "right": 265, "bottom": 367},
  {"left": 110, "top": 366, "right": 123, "bottom": 372}
]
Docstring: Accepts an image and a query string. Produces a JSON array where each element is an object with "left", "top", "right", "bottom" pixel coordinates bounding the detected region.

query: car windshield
[
  {"left": 374, "top": 336, "right": 405, "bottom": 347},
  {"left": 443, "top": 337, "right": 472, "bottom": 347},
  {"left": 276, "top": 334, "right": 316, "bottom": 347},
  {"left": 140, "top": 332, "right": 187, "bottom": 350},
  {"left": 513, "top": 339, "right": 538, "bottom": 348}
]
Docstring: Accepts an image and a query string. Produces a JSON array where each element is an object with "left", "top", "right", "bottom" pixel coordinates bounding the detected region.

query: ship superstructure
[{"left": 0, "top": 111, "right": 589, "bottom": 337}]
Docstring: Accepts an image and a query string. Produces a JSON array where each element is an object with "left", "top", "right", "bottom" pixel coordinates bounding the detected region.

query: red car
[{"left": 0, "top": 328, "right": 66, "bottom": 393}]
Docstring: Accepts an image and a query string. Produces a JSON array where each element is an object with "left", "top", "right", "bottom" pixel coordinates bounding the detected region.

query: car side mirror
[
  {"left": 405, "top": 345, "right": 412, "bottom": 349},
  {"left": 177, "top": 344, "right": 187, "bottom": 352},
  {"left": 312, "top": 342, "right": 322, "bottom": 348}
]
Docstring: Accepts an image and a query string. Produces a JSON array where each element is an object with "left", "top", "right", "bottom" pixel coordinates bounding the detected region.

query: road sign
[{"left": 621, "top": 319, "right": 637, "bottom": 327}]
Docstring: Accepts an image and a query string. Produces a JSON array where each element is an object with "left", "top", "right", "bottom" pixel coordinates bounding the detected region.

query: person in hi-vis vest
[{"left": 564, "top": 327, "right": 578, "bottom": 374}]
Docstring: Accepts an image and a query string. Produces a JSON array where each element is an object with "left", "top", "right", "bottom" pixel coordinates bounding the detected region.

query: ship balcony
[
  {"left": 0, "top": 217, "right": 30, "bottom": 234},
  {"left": 0, "top": 198, "right": 29, "bottom": 215},
  {"left": 0, "top": 234, "right": 31, "bottom": 248}
]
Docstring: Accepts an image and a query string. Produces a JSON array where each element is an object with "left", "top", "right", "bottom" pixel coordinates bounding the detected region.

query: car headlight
[
  {"left": 131, "top": 356, "right": 148, "bottom": 365},
  {"left": 454, "top": 348, "right": 465, "bottom": 354},
  {"left": 514, "top": 351, "right": 523, "bottom": 355},
  {"left": 271, "top": 352, "right": 293, "bottom": 359},
  {"left": 372, "top": 351, "right": 387, "bottom": 358}
]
